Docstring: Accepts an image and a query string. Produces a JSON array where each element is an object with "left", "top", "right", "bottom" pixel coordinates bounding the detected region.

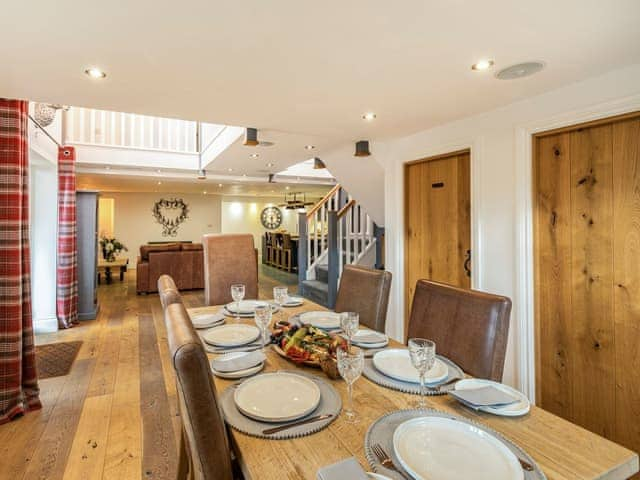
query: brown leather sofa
[{"left": 136, "top": 243, "right": 204, "bottom": 294}]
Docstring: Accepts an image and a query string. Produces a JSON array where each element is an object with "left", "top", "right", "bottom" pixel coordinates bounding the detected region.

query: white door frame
[
  {"left": 391, "top": 137, "right": 484, "bottom": 341},
  {"left": 514, "top": 94, "right": 640, "bottom": 401}
]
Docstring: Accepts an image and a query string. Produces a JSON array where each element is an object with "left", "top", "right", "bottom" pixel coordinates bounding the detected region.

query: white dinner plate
[
  {"left": 211, "top": 361, "right": 264, "bottom": 379},
  {"left": 454, "top": 379, "right": 531, "bottom": 417},
  {"left": 393, "top": 417, "right": 524, "bottom": 480},
  {"left": 373, "top": 349, "right": 448, "bottom": 384},
  {"left": 202, "top": 324, "right": 260, "bottom": 347},
  {"left": 190, "top": 312, "right": 225, "bottom": 329},
  {"left": 351, "top": 330, "right": 389, "bottom": 349},
  {"left": 281, "top": 296, "right": 304, "bottom": 307},
  {"left": 225, "top": 300, "right": 270, "bottom": 314},
  {"left": 299, "top": 311, "right": 342, "bottom": 330},
  {"left": 234, "top": 372, "right": 321, "bottom": 422}
]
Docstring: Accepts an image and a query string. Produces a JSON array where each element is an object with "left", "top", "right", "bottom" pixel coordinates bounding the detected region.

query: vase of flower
[{"left": 99, "top": 236, "right": 128, "bottom": 262}]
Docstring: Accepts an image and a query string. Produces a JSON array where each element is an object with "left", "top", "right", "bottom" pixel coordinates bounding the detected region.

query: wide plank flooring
[{"left": 0, "top": 266, "right": 297, "bottom": 480}]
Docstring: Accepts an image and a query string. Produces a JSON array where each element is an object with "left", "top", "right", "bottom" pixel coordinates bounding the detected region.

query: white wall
[
  {"left": 220, "top": 197, "right": 306, "bottom": 259},
  {"left": 104, "top": 192, "right": 222, "bottom": 264},
  {"left": 380, "top": 63, "right": 640, "bottom": 395},
  {"left": 28, "top": 103, "right": 62, "bottom": 334},
  {"left": 103, "top": 192, "right": 316, "bottom": 264}
]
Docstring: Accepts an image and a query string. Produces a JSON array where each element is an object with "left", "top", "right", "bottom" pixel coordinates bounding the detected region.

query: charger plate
[
  {"left": 220, "top": 370, "right": 341, "bottom": 440},
  {"left": 363, "top": 354, "right": 463, "bottom": 396},
  {"left": 364, "top": 409, "right": 546, "bottom": 480}
]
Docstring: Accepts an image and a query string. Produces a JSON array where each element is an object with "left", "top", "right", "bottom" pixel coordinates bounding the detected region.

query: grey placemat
[
  {"left": 364, "top": 409, "right": 546, "bottom": 480},
  {"left": 220, "top": 370, "right": 341, "bottom": 439},
  {"left": 363, "top": 354, "right": 464, "bottom": 395}
]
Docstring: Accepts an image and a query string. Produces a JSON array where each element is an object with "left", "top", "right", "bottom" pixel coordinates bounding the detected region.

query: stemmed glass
[
  {"left": 273, "top": 286, "right": 288, "bottom": 324},
  {"left": 337, "top": 345, "right": 364, "bottom": 423},
  {"left": 254, "top": 304, "right": 273, "bottom": 354},
  {"left": 408, "top": 338, "right": 436, "bottom": 409},
  {"left": 340, "top": 312, "right": 359, "bottom": 350},
  {"left": 230, "top": 284, "right": 245, "bottom": 322}
]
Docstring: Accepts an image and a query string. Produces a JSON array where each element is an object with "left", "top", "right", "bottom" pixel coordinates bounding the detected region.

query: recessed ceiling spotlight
[
  {"left": 156, "top": 169, "right": 161, "bottom": 173},
  {"left": 471, "top": 59, "right": 494, "bottom": 71},
  {"left": 304, "top": 145, "right": 315, "bottom": 150},
  {"left": 203, "top": 191, "right": 207, "bottom": 194},
  {"left": 157, "top": 181, "right": 162, "bottom": 185},
  {"left": 105, "top": 166, "right": 110, "bottom": 170},
  {"left": 242, "top": 173, "right": 247, "bottom": 177},
  {"left": 250, "top": 153, "right": 260, "bottom": 159},
  {"left": 85, "top": 67, "right": 107, "bottom": 79},
  {"left": 495, "top": 61, "right": 545, "bottom": 80},
  {"left": 218, "top": 183, "right": 223, "bottom": 187},
  {"left": 266, "top": 162, "right": 275, "bottom": 168},
  {"left": 362, "top": 112, "right": 377, "bottom": 121},
  {"left": 285, "top": 186, "right": 290, "bottom": 190},
  {"left": 227, "top": 168, "right": 233, "bottom": 172}
]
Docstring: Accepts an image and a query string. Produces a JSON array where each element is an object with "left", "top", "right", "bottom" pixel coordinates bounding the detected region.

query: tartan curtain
[
  {"left": 56, "top": 146, "right": 78, "bottom": 328},
  {"left": 0, "top": 98, "right": 41, "bottom": 424}
]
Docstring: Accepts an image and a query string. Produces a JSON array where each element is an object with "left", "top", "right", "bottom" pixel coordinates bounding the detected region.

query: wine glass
[
  {"left": 254, "top": 304, "right": 273, "bottom": 354},
  {"left": 273, "top": 286, "right": 288, "bottom": 324},
  {"left": 340, "top": 312, "right": 359, "bottom": 350},
  {"left": 337, "top": 345, "right": 364, "bottom": 423},
  {"left": 230, "top": 284, "right": 245, "bottom": 322},
  {"left": 408, "top": 338, "right": 436, "bottom": 409}
]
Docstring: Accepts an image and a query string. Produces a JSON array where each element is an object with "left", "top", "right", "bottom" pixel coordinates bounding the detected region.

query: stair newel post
[
  {"left": 298, "top": 211, "right": 308, "bottom": 295},
  {"left": 374, "top": 224, "right": 385, "bottom": 269},
  {"left": 327, "top": 210, "right": 339, "bottom": 309}
]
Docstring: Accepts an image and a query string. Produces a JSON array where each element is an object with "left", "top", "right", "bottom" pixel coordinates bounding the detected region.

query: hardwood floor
[{"left": 0, "top": 269, "right": 297, "bottom": 480}]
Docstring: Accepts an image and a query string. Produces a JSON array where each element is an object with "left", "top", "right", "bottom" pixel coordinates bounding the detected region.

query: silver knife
[{"left": 262, "top": 414, "right": 333, "bottom": 435}]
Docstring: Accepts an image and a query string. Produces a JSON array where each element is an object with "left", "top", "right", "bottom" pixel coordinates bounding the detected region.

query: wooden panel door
[
  {"left": 534, "top": 113, "right": 640, "bottom": 462},
  {"left": 404, "top": 151, "right": 471, "bottom": 330}
]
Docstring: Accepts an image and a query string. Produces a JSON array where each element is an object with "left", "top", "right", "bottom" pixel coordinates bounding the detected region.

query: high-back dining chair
[
  {"left": 334, "top": 265, "right": 392, "bottom": 333},
  {"left": 202, "top": 234, "right": 259, "bottom": 306},
  {"left": 164, "top": 302, "right": 235, "bottom": 480},
  {"left": 158, "top": 274, "right": 182, "bottom": 309},
  {"left": 407, "top": 280, "right": 512, "bottom": 382}
]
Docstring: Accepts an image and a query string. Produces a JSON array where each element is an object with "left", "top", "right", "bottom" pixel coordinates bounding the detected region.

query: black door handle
[{"left": 464, "top": 250, "right": 471, "bottom": 278}]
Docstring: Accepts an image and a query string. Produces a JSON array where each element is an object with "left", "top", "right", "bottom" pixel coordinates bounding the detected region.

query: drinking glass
[
  {"left": 340, "top": 312, "right": 359, "bottom": 350},
  {"left": 337, "top": 345, "right": 364, "bottom": 423},
  {"left": 273, "top": 286, "right": 288, "bottom": 324},
  {"left": 230, "top": 284, "right": 245, "bottom": 322},
  {"left": 408, "top": 338, "right": 436, "bottom": 409},
  {"left": 254, "top": 304, "right": 273, "bottom": 353}
]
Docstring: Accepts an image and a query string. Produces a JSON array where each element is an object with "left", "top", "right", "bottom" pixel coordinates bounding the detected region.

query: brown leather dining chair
[
  {"left": 202, "top": 234, "right": 259, "bottom": 306},
  {"left": 164, "top": 301, "right": 235, "bottom": 480},
  {"left": 158, "top": 274, "right": 182, "bottom": 309},
  {"left": 334, "top": 265, "right": 392, "bottom": 333},
  {"left": 407, "top": 280, "right": 512, "bottom": 382}
]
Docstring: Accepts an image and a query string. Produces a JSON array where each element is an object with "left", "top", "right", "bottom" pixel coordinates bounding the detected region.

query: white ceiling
[
  {"left": 3, "top": 1, "right": 640, "bottom": 144},
  {"left": 77, "top": 171, "right": 333, "bottom": 198}
]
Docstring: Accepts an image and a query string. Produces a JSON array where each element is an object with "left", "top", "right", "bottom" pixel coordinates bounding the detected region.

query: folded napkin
[
  {"left": 449, "top": 386, "right": 519, "bottom": 408},
  {"left": 191, "top": 312, "right": 225, "bottom": 329},
  {"left": 352, "top": 330, "right": 387, "bottom": 344},
  {"left": 316, "top": 457, "right": 368, "bottom": 480},
  {"left": 211, "top": 351, "right": 266, "bottom": 373}
]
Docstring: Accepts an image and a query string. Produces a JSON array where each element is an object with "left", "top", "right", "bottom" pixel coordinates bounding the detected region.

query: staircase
[{"left": 297, "top": 185, "right": 383, "bottom": 307}]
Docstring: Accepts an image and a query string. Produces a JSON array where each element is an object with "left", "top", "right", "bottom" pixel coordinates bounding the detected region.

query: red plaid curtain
[
  {"left": 56, "top": 146, "right": 78, "bottom": 328},
  {"left": 0, "top": 98, "right": 41, "bottom": 424}
]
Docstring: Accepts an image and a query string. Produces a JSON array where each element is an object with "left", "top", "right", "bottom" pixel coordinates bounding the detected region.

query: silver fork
[{"left": 371, "top": 444, "right": 409, "bottom": 479}]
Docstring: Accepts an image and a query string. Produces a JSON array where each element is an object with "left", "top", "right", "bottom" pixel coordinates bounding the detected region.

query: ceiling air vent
[{"left": 495, "top": 62, "right": 545, "bottom": 80}]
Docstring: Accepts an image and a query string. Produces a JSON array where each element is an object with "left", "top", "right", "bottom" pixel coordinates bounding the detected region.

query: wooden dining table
[{"left": 189, "top": 300, "right": 639, "bottom": 480}]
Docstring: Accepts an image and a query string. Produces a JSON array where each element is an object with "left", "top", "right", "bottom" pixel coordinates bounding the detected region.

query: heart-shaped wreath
[{"left": 152, "top": 198, "right": 190, "bottom": 237}]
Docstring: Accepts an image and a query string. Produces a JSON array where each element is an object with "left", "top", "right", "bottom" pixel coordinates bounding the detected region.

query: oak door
[
  {"left": 534, "top": 113, "right": 640, "bottom": 461},
  {"left": 404, "top": 151, "right": 471, "bottom": 330}
]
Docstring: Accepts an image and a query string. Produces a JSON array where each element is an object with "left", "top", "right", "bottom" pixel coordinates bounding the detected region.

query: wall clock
[{"left": 261, "top": 206, "right": 283, "bottom": 230}]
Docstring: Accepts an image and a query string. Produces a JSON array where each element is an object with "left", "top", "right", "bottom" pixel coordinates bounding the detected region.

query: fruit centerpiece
[{"left": 271, "top": 321, "right": 346, "bottom": 367}]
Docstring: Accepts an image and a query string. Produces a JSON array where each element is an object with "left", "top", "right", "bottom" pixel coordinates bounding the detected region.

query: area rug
[{"left": 36, "top": 341, "right": 83, "bottom": 379}]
